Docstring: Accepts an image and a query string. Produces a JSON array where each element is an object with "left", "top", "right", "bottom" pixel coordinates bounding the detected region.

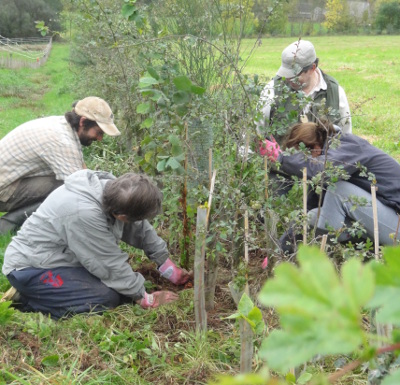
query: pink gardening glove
[
  {"left": 159, "top": 258, "right": 192, "bottom": 285},
  {"left": 138, "top": 291, "right": 179, "bottom": 309},
  {"left": 259, "top": 137, "right": 281, "bottom": 161},
  {"left": 262, "top": 257, "right": 268, "bottom": 270}
]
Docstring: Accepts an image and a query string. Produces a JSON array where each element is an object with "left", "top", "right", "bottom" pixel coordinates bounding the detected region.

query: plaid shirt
[{"left": 0, "top": 116, "right": 84, "bottom": 202}]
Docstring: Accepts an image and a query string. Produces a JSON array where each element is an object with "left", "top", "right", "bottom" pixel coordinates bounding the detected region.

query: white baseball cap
[
  {"left": 277, "top": 40, "right": 317, "bottom": 78},
  {"left": 74, "top": 96, "right": 121, "bottom": 136}
]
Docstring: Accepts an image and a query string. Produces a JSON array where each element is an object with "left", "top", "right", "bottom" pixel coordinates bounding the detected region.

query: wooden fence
[{"left": 0, "top": 36, "right": 52, "bottom": 69}]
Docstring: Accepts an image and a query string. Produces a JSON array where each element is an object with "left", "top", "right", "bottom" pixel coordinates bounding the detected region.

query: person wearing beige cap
[
  {"left": 256, "top": 39, "right": 352, "bottom": 145},
  {"left": 0, "top": 96, "right": 120, "bottom": 235}
]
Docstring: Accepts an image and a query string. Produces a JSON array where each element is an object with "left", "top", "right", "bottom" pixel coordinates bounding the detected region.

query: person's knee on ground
[
  {"left": 0, "top": 201, "right": 42, "bottom": 235},
  {"left": 7, "top": 267, "right": 122, "bottom": 320}
]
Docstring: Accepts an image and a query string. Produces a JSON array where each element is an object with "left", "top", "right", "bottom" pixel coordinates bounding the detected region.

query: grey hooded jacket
[{"left": 2, "top": 170, "right": 169, "bottom": 300}]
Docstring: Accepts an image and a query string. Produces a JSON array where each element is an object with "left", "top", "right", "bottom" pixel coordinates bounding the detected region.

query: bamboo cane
[
  {"left": 371, "top": 185, "right": 379, "bottom": 260},
  {"left": 303, "top": 168, "right": 308, "bottom": 244},
  {"left": 206, "top": 170, "right": 217, "bottom": 227},
  {"left": 394, "top": 214, "right": 400, "bottom": 246},
  {"left": 370, "top": 184, "right": 392, "bottom": 348},
  {"left": 264, "top": 157, "right": 268, "bottom": 200},
  {"left": 209, "top": 148, "right": 213, "bottom": 189}
]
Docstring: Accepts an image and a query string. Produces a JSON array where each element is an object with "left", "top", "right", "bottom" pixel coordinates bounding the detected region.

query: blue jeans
[
  {"left": 309, "top": 181, "right": 399, "bottom": 245},
  {"left": 7, "top": 267, "right": 121, "bottom": 320}
]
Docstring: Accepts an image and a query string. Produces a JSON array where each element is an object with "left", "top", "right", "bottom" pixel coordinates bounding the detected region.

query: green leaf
[
  {"left": 138, "top": 77, "right": 159, "bottom": 88},
  {"left": 136, "top": 103, "right": 151, "bottom": 114},
  {"left": 173, "top": 75, "right": 192, "bottom": 91},
  {"left": 0, "top": 301, "right": 14, "bottom": 325},
  {"left": 381, "top": 369, "right": 400, "bottom": 385},
  {"left": 168, "top": 134, "right": 181, "bottom": 147},
  {"left": 238, "top": 293, "right": 254, "bottom": 316},
  {"left": 297, "top": 372, "right": 313, "bottom": 384},
  {"left": 147, "top": 66, "right": 160, "bottom": 80},
  {"left": 141, "top": 118, "right": 153, "bottom": 129},
  {"left": 172, "top": 91, "right": 190, "bottom": 105},
  {"left": 342, "top": 258, "right": 375, "bottom": 311},
  {"left": 368, "top": 247, "right": 400, "bottom": 325},
  {"left": 166, "top": 157, "right": 181, "bottom": 170},
  {"left": 208, "top": 373, "right": 271, "bottom": 385},
  {"left": 247, "top": 307, "right": 265, "bottom": 334},
  {"left": 285, "top": 372, "right": 296, "bottom": 384},
  {"left": 156, "top": 159, "right": 166, "bottom": 172},
  {"left": 258, "top": 245, "right": 373, "bottom": 372},
  {"left": 144, "top": 151, "right": 154, "bottom": 163},
  {"left": 121, "top": 4, "right": 136, "bottom": 18},
  {"left": 140, "top": 89, "right": 164, "bottom": 102},
  {"left": 41, "top": 354, "right": 59, "bottom": 367},
  {"left": 190, "top": 85, "right": 206, "bottom": 95}
]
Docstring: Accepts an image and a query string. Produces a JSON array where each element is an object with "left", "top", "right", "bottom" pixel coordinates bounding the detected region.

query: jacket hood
[{"left": 64, "top": 169, "right": 116, "bottom": 205}]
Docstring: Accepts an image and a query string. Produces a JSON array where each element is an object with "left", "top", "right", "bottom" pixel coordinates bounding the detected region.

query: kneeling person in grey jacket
[{"left": 2, "top": 170, "right": 191, "bottom": 319}]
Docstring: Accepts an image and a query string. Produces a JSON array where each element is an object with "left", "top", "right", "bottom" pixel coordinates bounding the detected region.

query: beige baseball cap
[
  {"left": 74, "top": 96, "right": 121, "bottom": 136},
  {"left": 277, "top": 40, "right": 317, "bottom": 79}
]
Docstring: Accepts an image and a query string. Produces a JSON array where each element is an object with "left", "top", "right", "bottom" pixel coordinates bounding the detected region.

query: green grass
[
  {"left": 0, "top": 43, "right": 77, "bottom": 138},
  {"left": 1, "top": 36, "right": 399, "bottom": 384},
  {"left": 241, "top": 35, "right": 400, "bottom": 159}
]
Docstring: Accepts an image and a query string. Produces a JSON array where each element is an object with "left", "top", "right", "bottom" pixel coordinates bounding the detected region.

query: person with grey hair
[
  {"left": 0, "top": 96, "right": 120, "bottom": 235},
  {"left": 257, "top": 39, "right": 352, "bottom": 145},
  {"left": 1, "top": 170, "right": 191, "bottom": 319}
]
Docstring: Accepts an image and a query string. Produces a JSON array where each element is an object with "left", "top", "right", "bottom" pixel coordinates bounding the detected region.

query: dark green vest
[{"left": 269, "top": 71, "right": 340, "bottom": 144}]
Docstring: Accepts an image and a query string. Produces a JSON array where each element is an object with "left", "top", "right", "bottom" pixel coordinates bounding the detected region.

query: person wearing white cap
[
  {"left": 0, "top": 96, "right": 120, "bottom": 234},
  {"left": 256, "top": 39, "right": 352, "bottom": 145}
]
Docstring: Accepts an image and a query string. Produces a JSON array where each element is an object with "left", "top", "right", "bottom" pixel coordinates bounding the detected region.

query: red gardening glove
[
  {"left": 259, "top": 137, "right": 281, "bottom": 161},
  {"left": 159, "top": 258, "right": 192, "bottom": 285},
  {"left": 138, "top": 291, "right": 179, "bottom": 309}
]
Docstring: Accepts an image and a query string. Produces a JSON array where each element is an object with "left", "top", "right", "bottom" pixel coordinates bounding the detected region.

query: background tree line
[{"left": 0, "top": 0, "right": 399, "bottom": 38}]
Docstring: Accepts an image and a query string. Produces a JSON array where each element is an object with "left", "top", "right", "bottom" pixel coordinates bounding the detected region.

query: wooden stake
[
  {"left": 303, "top": 168, "right": 308, "bottom": 244},
  {"left": 240, "top": 209, "right": 253, "bottom": 373},
  {"left": 194, "top": 207, "right": 207, "bottom": 333},
  {"left": 205, "top": 169, "right": 218, "bottom": 312},
  {"left": 320, "top": 234, "right": 328, "bottom": 252},
  {"left": 371, "top": 185, "right": 379, "bottom": 260}
]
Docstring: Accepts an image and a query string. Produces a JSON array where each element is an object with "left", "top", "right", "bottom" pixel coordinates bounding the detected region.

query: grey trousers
[
  {"left": 309, "top": 181, "right": 399, "bottom": 245},
  {"left": 0, "top": 176, "right": 63, "bottom": 233},
  {"left": 0, "top": 176, "right": 63, "bottom": 211}
]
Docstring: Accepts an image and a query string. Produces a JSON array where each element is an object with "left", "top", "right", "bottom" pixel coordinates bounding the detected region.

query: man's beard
[
  {"left": 79, "top": 136, "right": 94, "bottom": 147},
  {"left": 78, "top": 129, "right": 95, "bottom": 147}
]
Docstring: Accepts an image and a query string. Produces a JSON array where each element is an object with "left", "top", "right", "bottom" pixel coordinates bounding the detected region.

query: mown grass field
[
  {"left": 1, "top": 36, "right": 399, "bottom": 384},
  {"left": 0, "top": 43, "right": 76, "bottom": 138}
]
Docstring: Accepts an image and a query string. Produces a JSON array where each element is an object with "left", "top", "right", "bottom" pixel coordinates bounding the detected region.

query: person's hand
[
  {"left": 259, "top": 137, "right": 281, "bottom": 161},
  {"left": 159, "top": 258, "right": 193, "bottom": 285},
  {"left": 138, "top": 291, "right": 179, "bottom": 309}
]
